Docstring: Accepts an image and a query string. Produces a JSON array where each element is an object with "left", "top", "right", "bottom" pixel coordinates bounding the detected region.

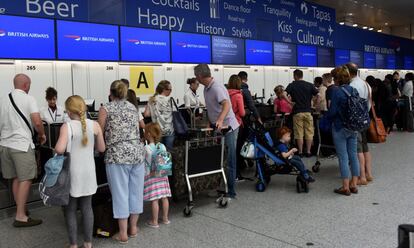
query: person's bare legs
[
  {"left": 296, "top": 139, "right": 304, "bottom": 154},
  {"left": 13, "top": 178, "right": 31, "bottom": 221},
  {"left": 357, "top": 153, "right": 367, "bottom": 185},
  {"left": 128, "top": 214, "right": 139, "bottom": 236},
  {"left": 161, "top": 198, "right": 169, "bottom": 223},
  {"left": 117, "top": 219, "right": 129, "bottom": 242},
  {"left": 305, "top": 139, "right": 313, "bottom": 154},
  {"left": 150, "top": 200, "right": 159, "bottom": 225},
  {"left": 364, "top": 152, "right": 373, "bottom": 180},
  {"left": 350, "top": 176, "right": 359, "bottom": 189},
  {"left": 342, "top": 178, "right": 350, "bottom": 191}
]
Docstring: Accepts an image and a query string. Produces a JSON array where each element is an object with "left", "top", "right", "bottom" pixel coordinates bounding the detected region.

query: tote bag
[{"left": 170, "top": 98, "right": 189, "bottom": 135}]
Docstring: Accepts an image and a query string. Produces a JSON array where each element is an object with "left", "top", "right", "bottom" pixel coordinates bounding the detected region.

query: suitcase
[{"left": 92, "top": 186, "right": 118, "bottom": 238}]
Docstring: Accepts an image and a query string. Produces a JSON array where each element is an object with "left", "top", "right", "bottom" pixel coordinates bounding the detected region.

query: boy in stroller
[{"left": 276, "top": 127, "right": 315, "bottom": 183}]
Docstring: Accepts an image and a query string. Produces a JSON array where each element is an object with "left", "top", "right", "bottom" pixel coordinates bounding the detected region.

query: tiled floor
[{"left": 1, "top": 132, "right": 413, "bottom": 248}]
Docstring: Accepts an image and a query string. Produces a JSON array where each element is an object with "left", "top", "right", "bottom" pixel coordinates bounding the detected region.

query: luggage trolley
[
  {"left": 312, "top": 114, "right": 336, "bottom": 173},
  {"left": 183, "top": 130, "right": 228, "bottom": 217}
]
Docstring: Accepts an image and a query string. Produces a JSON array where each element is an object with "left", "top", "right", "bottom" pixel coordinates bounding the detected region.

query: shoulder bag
[
  {"left": 170, "top": 98, "right": 189, "bottom": 135},
  {"left": 39, "top": 123, "right": 72, "bottom": 206},
  {"left": 8, "top": 93, "right": 37, "bottom": 144}
]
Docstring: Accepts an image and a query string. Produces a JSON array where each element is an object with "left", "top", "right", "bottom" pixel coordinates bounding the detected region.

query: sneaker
[
  {"left": 306, "top": 176, "right": 315, "bottom": 183},
  {"left": 305, "top": 153, "right": 313, "bottom": 158}
]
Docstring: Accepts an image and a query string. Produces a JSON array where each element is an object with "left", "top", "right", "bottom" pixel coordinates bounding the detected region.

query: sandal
[
  {"left": 357, "top": 179, "right": 368, "bottom": 186},
  {"left": 161, "top": 220, "right": 171, "bottom": 225},
  {"left": 350, "top": 187, "right": 358, "bottom": 194},
  {"left": 146, "top": 221, "right": 160, "bottom": 229},
  {"left": 366, "top": 176, "right": 374, "bottom": 182},
  {"left": 334, "top": 187, "right": 351, "bottom": 196},
  {"left": 112, "top": 233, "right": 128, "bottom": 245}
]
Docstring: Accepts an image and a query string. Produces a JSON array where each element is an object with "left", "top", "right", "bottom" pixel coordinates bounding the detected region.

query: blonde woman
[
  {"left": 98, "top": 80, "right": 146, "bottom": 244},
  {"left": 55, "top": 95, "right": 105, "bottom": 248}
]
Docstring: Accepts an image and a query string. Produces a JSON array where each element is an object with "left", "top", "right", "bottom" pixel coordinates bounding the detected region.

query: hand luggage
[
  {"left": 92, "top": 186, "right": 118, "bottom": 238},
  {"left": 367, "top": 106, "right": 387, "bottom": 143}
]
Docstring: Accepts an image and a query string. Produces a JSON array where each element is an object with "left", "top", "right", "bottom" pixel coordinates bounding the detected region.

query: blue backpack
[
  {"left": 341, "top": 87, "right": 370, "bottom": 132},
  {"left": 146, "top": 143, "right": 172, "bottom": 177}
]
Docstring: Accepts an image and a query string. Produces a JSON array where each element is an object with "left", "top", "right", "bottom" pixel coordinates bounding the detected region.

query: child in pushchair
[
  {"left": 248, "top": 121, "right": 314, "bottom": 193},
  {"left": 275, "top": 127, "right": 315, "bottom": 183}
]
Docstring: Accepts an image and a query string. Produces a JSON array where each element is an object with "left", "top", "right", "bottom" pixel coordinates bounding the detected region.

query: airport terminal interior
[{"left": 1, "top": 0, "right": 414, "bottom": 247}]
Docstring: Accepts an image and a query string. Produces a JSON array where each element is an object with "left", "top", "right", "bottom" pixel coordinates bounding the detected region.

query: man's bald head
[
  {"left": 13, "top": 74, "right": 31, "bottom": 93},
  {"left": 345, "top": 63, "right": 358, "bottom": 77}
]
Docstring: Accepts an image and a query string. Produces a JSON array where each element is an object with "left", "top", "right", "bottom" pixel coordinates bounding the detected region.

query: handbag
[
  {"left": 39, "top": 123, "right": 72, "bottom": 206},
  {"left": 367, "top": 106, "right": 387, "bottom": 143},
  {"left": 170, "top": 98, "right": 189, "bottom": 135},
  {"left": 240, "top": 142, "right": 255, "bottom": 159}
]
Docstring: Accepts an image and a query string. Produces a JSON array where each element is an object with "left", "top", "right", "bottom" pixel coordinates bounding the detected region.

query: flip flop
[
  {"left": 161, "top": 220, "right": 171, "bottom": 225},
  {"left": 112, "top": 233, "right": 128, "bottom": 245},
  {"left": 146, "top": 222, "right": 160, "bottom": 229},
  {"left": 128, "top": 233, "right": 138, "bottom": 238}
]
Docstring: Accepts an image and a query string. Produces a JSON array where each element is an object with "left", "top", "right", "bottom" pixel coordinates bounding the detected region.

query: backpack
[
  {"left": 146, "top": 143, "right": 172, "bottom": 177},
  {"left": 341, "top": 87, "right": 370, "bottom": 132}
]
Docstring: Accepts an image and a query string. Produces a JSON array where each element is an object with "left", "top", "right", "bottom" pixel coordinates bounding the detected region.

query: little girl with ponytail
[{"left": 55, "top": 95, "right": 105, "bottom": 248}]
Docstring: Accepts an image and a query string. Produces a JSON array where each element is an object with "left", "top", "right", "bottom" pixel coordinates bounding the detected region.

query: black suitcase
[{"left": 92, "top": 186, "right": 118, "bottom": 238}]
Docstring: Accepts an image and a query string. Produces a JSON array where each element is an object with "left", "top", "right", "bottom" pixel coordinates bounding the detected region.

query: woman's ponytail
[{"left": 79, "top": 111, "right": 88, "bottom": 146}]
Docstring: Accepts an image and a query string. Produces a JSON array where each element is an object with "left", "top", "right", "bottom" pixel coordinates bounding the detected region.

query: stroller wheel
[
  {"left": 264, "top": 175, "right": 271, "bottom": 185},
  {"left": 302, "top": 180, "right": 309, "bottom": 193},
  {"left": 183, "top": 205, "right": 193, "bottom": 217},
  {"left": 296, "top": 180, "right": 301, "bottom": 193},
  {"left": 312, "top": 162, "right": 321, "bottom": 173},
  {"left": 296, "top": 176, "right": 303, "bottom": 193},
  {"left": 218, "top": 197, "right": 228, "bottom": 208},
  {"left": 256, "top": 182, "right": 266, "bottom": 192}
]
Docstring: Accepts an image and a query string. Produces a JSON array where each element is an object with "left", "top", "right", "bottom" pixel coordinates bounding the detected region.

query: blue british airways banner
[
  {"left": 1, "top": 0, "right": 414, "bottom": 57},
  {"left": 125, "top": 0, "right": 336, "bottom": 47}
]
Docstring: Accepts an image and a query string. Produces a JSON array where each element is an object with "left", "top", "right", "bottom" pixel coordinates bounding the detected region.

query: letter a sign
[{"left": 129, "top": 66, "right": 155, "bottom": 96}]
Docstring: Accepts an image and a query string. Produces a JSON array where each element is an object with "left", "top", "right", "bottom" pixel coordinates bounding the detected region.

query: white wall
[{"left": 0, "top": 60, "right": 409, "bottom": 109}]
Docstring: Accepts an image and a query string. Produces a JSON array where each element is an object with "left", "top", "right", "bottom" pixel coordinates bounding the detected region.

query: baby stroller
[{"left": 246, "top": 121, "right": 310, "bottom": 193}]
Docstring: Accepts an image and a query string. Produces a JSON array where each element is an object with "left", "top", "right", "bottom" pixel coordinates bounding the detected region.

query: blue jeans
[
  {"left": 162, "top": 135, "right": 175, "bottom": 150},
  {"left": 225, "top": 128, "right": 239, "bottom": 198},
  {"left": 289, "top": 155, "right": 309, "bottom": 178},
  {"left": 106, "top": 164, "right": 145, "bottom": 219},
  {"left": 332, "top": 128, "right": 360, "bottom": 179}
]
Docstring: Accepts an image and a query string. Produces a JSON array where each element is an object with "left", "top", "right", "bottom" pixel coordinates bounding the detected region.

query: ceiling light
[
  {"left": 377, "top": 29, "right": 382, "bottom": 32},
  {"left": 363, "top": 26, "right": 368, "bottom": 29},
  {"left": 352, "top": 24, "right": 358, "bottom": 27},
  {"left": 368, "top": 27, "right": 374, "bottom": 31},
  {"left": 354, "top": 0, "right": 358, "bottom": 3},
  {"left": 347, "top": 13, "right": 353, "bottom": 16},
  {"left": 339, "top": 22, "right": 345, "bottom": 25},
  {"left": 385, "top": 22, "right": 388, "bottom": 26}
]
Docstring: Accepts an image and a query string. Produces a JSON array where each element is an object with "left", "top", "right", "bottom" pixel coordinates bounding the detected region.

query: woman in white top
[
  {"left": 40, "top": 87, "right": 69, "bottom": 123},
  {"left": 55, "top": 95, "right": 105, "bottom": 248},
  {"left": 183, "top": 78, "right": 202, "bottom": 108}
]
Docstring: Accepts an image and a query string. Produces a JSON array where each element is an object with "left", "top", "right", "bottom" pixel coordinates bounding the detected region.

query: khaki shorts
[
  {"left": 0, "top": 146, "right": 37, "bottom": 181},
  {"left": 293, "top": 112, "right": 314, "bottom": 140},
  {"left": 357, "top": 131, "right": 369, "bottom": 153}
]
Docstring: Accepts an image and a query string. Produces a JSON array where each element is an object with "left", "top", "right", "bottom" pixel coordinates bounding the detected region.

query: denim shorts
[{"left": 106, "top": 163, "right": 145, "bottom": 219}]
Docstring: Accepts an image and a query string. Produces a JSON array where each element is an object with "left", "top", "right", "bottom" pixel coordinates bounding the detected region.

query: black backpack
[{"left": 341, "top": 87, "right": 370, "bottom": 132}]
